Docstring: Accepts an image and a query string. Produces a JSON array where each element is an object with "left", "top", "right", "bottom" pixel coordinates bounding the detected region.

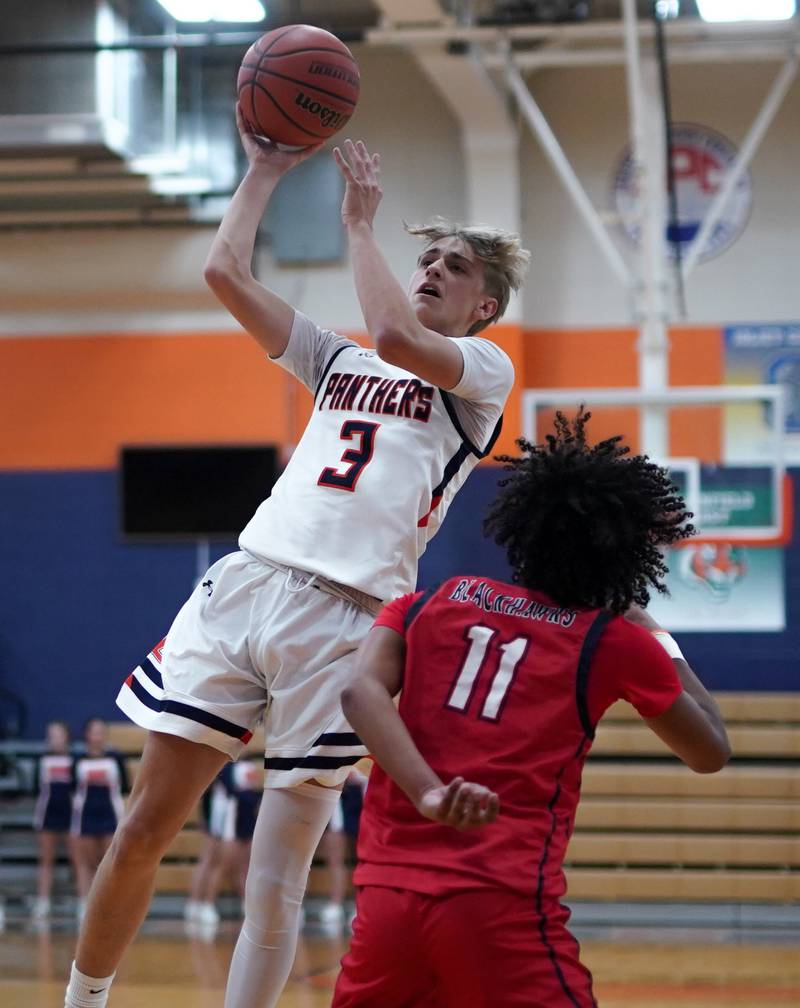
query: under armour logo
[{"left": 202, "top": 579, "right": 214, "bottom": 596}]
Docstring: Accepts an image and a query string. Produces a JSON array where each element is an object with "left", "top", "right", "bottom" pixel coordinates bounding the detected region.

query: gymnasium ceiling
[
  {"left": 129, "top": 1, "right": 710, "bottom": 36},
  {"left": 0, "top": 1, "right": 795, "bottom": 228}
]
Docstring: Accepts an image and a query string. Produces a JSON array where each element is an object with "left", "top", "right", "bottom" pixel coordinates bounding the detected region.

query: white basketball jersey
[{"left": 239, "top": 311, "right": 513, "bottom": 603}]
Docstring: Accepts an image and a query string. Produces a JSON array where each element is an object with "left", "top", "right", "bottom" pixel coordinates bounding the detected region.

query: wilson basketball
[{"left": 237, "top": 24, "right": 360, "bottom": 148}]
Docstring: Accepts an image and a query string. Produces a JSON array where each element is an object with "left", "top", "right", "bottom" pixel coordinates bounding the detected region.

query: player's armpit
[{"left": 645, "top": 683, "right": 731, "bottom": 774}]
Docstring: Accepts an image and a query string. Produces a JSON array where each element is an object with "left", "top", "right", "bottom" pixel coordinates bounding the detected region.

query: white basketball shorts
[{"left": 116, "top": 551, "right": 374, "bottom": 788}]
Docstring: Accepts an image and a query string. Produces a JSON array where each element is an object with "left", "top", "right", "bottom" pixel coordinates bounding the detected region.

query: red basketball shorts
[{"left": 332, "top": 885, "right": 596, "bottom": 1008}]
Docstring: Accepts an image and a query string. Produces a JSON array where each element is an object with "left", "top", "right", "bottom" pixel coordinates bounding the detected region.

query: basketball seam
[
  {"left": 257, "top": 45, "right": 358, "bottom": 64},
  {"left": 253, "top": 68, "right": 357, "bottom": 107},
  {"left": 261, "top": 26, "right": 303, "bottom": 56},
  {"left": 242, "top": 80, "right": 328, "bottom": 141}
]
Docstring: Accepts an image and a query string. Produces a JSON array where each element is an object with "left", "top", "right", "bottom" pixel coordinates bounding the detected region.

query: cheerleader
[
  {"left": 184, "top": 768, "right": 232, "bottom": 927},
  {"left": 317, "top": 767, "right": 368, "bottom": 928},
  {"left": 220, "top": 757, "right": 263, "bottom": 904},
  {"left": 71, "top": 718, "right": 129, "bottom": 917},
  {"left": 184, "top": 759, "right": 261, "bottom": 929},
  {"left": 31, "top": 720, "right": 78, "bottom": 920}
]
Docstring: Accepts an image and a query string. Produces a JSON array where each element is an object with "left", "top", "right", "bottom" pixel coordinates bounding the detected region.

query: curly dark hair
[{"left": 484, "top": 408, "right": 695, "bottom": 613}]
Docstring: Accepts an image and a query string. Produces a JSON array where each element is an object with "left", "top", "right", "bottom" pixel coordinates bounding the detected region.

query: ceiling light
[
  {"left": 696, "top": 0, "right": 796, "bottom": 21},
  {"left": 156, "top": 0, "right": 266, "bottom": 22}
]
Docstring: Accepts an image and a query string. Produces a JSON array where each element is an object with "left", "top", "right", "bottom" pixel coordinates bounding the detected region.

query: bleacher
[
  {"left": 568, "top": 694, "right": 800, "bottom": 902},
  {"left": 1, "top": 692, "right": 797, "bottom": 910}
]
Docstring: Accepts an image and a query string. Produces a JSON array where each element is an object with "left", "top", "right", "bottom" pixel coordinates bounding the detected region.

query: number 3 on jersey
[
  {"left": 318, "top": 420, "right": 380, "bottom": 492},
  {"left": 447, "top": 625, "right": 530, "bottom": 722}
]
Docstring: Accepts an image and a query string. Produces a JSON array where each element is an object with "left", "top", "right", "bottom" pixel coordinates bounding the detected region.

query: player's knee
[
  {"left": 244, "top": 866, "right": 304, "bottom": 931},
  {"left": 109, "top": 807, "right": 176, "bottom": 869}
]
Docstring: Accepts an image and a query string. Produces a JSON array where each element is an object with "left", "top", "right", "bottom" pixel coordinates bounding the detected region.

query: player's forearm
[
  {"left": 341, "top": 678, "right": 442, "bottom": 807},
  {"left": 204, "top": 166, "right": 281, "bottom": 285},
  {"left": 346, "top": 220, "right": 422, "bottom": 351},
  {"left": 674, "top": 659, "right": 729, "bottom": 752}
]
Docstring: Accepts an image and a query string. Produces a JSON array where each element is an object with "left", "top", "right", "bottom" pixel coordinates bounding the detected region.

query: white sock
[
  {"left": 64, "top": 962, "right": 116, "bottom": 1008},
  {"left": 223, "top": 782, "right": 340, "bottom": 1008}
]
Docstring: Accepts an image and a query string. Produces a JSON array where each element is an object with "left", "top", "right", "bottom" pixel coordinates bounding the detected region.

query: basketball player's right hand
[
  {"left": 417, "top": 777, "right": 500, "bottom": 831},
  {"left": 236, "top": 102, "right": 323, "bottom": 173},
  {"left": 333, "top": 138, "right": 383, "bottom": 229}
]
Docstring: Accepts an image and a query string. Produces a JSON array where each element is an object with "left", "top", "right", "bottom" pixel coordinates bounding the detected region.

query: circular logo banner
[{"left": 613, "top": 122, "right": 753, "bottom": 263}]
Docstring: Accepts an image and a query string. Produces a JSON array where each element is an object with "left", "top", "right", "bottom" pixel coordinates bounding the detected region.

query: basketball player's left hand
[
  {"left": 333, "top": 139, "right": 383, "bottom": 229},
  {"left": 418, "top": 777, "right": 500, "bottom": 831}
]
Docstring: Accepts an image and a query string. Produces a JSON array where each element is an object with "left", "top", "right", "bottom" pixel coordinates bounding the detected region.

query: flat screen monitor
[{"left": 120, "top": 445, "right": 280, "bottom": 538}]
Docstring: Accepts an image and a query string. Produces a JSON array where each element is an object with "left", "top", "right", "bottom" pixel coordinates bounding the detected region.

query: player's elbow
[
  {"left": 341, "top": 679, "right": 381, "bottom": 731},
  {"left": 340, "top": 683, "right": 361, "bottom": 723},
  {"left": 203, "top": 249, "right": 249, "bottom": 296},
  {"left": 204, "top": 261, "right": 235, "bottom": 295},
  {"left": 685, "top": 738, "right": 732, "bottom": 774},
  {"left": 374, "top": 326, "right": 415, "bottom": 367}
]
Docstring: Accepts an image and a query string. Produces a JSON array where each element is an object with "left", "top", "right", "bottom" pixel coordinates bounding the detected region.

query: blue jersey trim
[{"left": 313, "top": 343, "right": 356, "bottom": 400}]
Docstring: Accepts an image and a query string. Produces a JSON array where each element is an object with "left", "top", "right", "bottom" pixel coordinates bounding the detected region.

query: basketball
[{"left": 237, "top": 24, "right": 360, "bottom": 148}]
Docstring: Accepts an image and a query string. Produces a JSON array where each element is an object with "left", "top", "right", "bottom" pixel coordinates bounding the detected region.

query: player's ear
[{"left": 475, "top": 296, "right": 498, "bottom": 321}]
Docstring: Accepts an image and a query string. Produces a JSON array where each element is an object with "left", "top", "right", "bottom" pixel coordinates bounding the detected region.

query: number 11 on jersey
[{"left": 447, "top": 625, "right": 530, "bottom": 722}]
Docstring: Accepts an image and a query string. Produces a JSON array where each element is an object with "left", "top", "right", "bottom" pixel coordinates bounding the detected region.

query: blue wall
[{"left": 1, "top": 468, "right": 797, "bottom": 739}]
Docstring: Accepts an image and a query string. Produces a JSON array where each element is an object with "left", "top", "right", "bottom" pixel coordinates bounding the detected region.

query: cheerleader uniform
[
  {"left": 223, "top": 759, "right": 263, "bottom": 841},
  {"left": 71, "top": 751, "right": 128, "bottom": 837},
  {"left": 33, "top": 753, "right": 74, "bottom": 833}
]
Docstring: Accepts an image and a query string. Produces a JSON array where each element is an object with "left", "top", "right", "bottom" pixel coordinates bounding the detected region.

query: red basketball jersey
[{"left": 355, "top": 575, "right": 681, "bottom": 902}]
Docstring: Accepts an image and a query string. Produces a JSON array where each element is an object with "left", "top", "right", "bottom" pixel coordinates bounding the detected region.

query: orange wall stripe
[
  {"left": 523, "top": 325, "right": 723, "bottom": 459},
  {"left": 1, "top": 324, "right": 723, "bottom": 470},
  {"left": 477, "top": 323, "right": 524, "bottom": 460},
  {"left": 525, "top": 328, "right": 640, "bottom": 389},
  {"left": 2, "top": 332, "right": 291, "bottom": 470},
  {"left": 2, "top": 324, "right": 526, "bottom": 470}
]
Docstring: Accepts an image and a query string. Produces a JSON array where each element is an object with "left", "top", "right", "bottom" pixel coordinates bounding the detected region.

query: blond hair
[{"left": 405, "top": 217, "right": 531, "bottom": 334}]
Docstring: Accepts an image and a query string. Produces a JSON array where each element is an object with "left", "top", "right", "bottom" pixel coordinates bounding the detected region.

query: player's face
[{"left": 408, "top": 237, "right": 498, "bottom": 337}]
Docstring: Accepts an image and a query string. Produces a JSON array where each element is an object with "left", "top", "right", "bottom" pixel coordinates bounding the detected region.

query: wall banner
[
  {"left": 650, "top": 544, "right": 785, "bottom": 633},
  {"left": 725, "top": 323, "right": 800, "bottom": 462}
]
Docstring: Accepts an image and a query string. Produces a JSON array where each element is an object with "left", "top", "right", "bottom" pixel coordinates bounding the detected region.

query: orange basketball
[{"left": 237, "top": 24, "right": 360, "bottom": 148}]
